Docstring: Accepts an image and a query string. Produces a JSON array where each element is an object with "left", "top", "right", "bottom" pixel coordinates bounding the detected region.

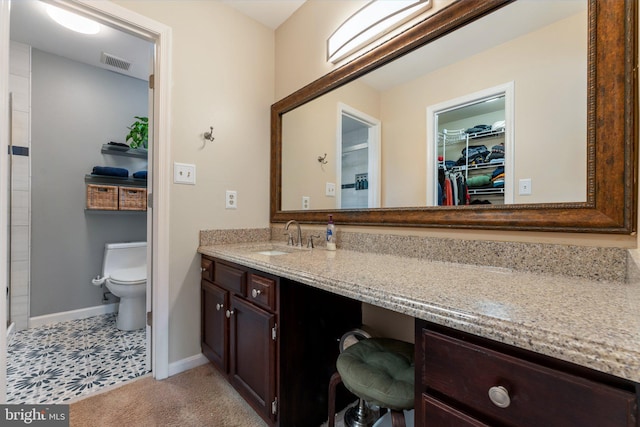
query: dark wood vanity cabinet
[
  {"left": 201, "top": 257, "right": 277, "bottom": 424},
  {"left": 415, "top": 320, "right": 639, "bottom": 427},
  {"left": 201, "top": 255, "right": 362, "bottom": 426}
]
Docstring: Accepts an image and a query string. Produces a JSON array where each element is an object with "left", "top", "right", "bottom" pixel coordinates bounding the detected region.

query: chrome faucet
[{"left": 284, "top": 220, "right": 303, "bottom": 247}]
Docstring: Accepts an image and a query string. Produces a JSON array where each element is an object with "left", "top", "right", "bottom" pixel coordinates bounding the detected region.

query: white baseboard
[
  {"left": 167, "top": 353, "right": 209, "bottom": 377},
  {"left": 29, "top": 303, "right": 119, "bottom": 328}
]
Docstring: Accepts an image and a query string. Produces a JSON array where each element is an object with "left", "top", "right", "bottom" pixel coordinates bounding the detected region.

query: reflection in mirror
[
  {"left": 280, "top": 0, "right": 587, "bottom": 211},
  {"left": 432, "top": 91, "right": 508, "bottom": 206}
]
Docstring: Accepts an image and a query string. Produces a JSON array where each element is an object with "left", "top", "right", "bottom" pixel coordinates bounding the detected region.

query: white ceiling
[{"left": 9, "top": 0, "right": 304, "bottom": 81}]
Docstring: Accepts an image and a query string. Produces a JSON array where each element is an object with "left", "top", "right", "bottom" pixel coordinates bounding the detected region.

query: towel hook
[
  {"left": 317, "top": 153, "right": 328, "bottom": 164},
  {"left": 204, "top": 126, "right": 215, "bottom": 142}
]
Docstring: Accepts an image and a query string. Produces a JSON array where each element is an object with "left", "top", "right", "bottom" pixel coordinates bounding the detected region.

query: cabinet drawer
[
  {"left": 201, "top": 257, "right": 213, "bottom": 282},
  {"left": 247, "top": 274, "right": 276, "bottom": 311},
  {"left": 214, "top": 262, "right": 246, "bottom": 295},
  {"left": 422, "top": 330, "right": 636, "bottom": 427},
  {"left": 422, "top": 394, "right": 490, "bottom": 427}
]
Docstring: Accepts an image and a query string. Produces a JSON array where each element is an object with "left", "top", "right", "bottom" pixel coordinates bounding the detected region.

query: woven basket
[
  {"left": 86, "top": 184, "right": 118, "bottom": 210},
  {"left": 119, "top": 186, "right": 147, "bottom": 211}
]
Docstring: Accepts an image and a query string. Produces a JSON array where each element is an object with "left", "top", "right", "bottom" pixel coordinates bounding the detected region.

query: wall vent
[{"left": 100, "top": 52, "right": 132, "bottom": 71}]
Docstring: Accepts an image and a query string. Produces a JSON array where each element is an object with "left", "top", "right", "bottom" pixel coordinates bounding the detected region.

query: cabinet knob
[
  {"left": 251, "top": 288, "right": 262, "bottom": 298},
  {"left": 226, "top": 309, "right": 234, "bottom": 318},
  {"left": 201, "top": 267, "right": 207, "bottom": 272},
  {"left": 216, "top": 303, "right": 223, "bottom": 311},
  {"left": 488, "top": 386, "right": 511, "bottom": 408}
]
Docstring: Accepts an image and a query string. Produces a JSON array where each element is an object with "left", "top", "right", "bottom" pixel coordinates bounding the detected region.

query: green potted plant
[{"left": 126, "top": 116, "right": 148, "bottom": 149}]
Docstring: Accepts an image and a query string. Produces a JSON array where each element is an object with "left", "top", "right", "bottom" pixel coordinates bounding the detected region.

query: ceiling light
[
  {"left": 47, "top": 5, "right": 100, "bottom": 35},
  {"left": 327, "top": 0, "right": 432, "bottom": 64}
]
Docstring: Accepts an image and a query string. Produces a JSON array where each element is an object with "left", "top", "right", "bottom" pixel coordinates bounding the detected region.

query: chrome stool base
[{"left": 344, "top": 399, "right": 379, "bottom": 427}]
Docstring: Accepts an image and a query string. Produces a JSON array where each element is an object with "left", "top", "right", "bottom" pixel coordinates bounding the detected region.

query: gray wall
[{"left": 31, "top": 49, "right": 148, "bottom": 317}]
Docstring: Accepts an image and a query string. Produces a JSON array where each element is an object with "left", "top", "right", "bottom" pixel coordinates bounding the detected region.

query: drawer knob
[
  {"left": 226, "top": 309, "right": 234, "bottom": 318},
  {"left": 251, "top": 288, "right": 262, "bottom": 298},
  {"left": 488, "top": 386, "right": 511, "bottom": 408},
  {"left": 216, "top": 303, "right": 223, "bottom": 311}
]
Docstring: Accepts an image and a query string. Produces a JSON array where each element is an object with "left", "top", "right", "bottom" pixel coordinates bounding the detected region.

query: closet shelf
[
  {"left": 100, "top": 144, "right": 148, "bottom": 159},
  {"left": 453, "top": 159, "right": 504, "bottom": 172},
  {"left": 468, "top": 187, "right": 504, "bottom": 195}
]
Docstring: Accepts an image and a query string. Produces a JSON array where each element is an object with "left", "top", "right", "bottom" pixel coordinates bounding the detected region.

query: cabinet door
[
  {"left": 229, "top": 295, "right": 277, "bottom": 423},
  {"left": 201, "top": 281, "right": 229, "bottom": 373}
]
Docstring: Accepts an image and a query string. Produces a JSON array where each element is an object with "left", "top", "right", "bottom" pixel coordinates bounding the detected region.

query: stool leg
[
  {"left": 389, "top": 410, "right": 406, "bottom": 427},
  {"left": 344, "top": 399, "right": 377, "bottom": 427},
  {"left": 328, "top": 372, "right": 342, "bottom": 427}
]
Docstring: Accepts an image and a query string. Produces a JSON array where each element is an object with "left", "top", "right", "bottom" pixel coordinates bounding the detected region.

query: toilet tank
[{"left": 103, "top": 242, "right": 147, "bottom": 277}]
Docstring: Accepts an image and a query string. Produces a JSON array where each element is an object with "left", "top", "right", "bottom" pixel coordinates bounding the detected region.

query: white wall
[{"left": 113, "top": 1, "right": 274, "bottom": 364}]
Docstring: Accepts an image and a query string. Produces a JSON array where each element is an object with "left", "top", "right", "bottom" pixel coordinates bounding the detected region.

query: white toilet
[{"left": 92, "top": 242, "right": 147, "bottom": 331}]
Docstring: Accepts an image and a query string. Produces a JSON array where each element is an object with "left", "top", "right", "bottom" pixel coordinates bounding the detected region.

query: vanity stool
[{"left": 328, "top": 338, "right": 415, "bottom": 427}]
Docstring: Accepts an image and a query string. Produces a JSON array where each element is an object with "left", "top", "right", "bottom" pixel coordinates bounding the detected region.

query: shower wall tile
[
  {"left": 10, "top": 260, "right": 29, "bottom": 297},
  {"left": 10, "top": 40, "right": 31, "bottom": 333},
  {"left": 11, "top": 190, "right": 29, "bottom": 226},
  {"left": 11, "top": 110, "right": 29, "bottom": 147},
  {"left": 11, "top": 295, "right": 28, "bottom": 331},
  {"left": 10, "top": 225, "right": 29, "bottom": 262},
  {"left": 10, "top": 42, "right": 30, "bottom": 78},
  {"left": 9, "top": 75, "right": 29, "bottom": 113},
  {"left": 11, "top": 156, "right": 29, "bottom": 191}
]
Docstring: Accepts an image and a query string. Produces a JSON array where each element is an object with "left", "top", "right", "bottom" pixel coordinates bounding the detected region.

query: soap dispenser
[{"left": 326, "top": 215, "right": 336, "bottom": 251}]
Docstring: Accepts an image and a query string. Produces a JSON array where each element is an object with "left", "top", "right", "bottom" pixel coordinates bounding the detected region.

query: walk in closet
[{"left": 436, "top": 94, "right": 507, "bottom": 206}]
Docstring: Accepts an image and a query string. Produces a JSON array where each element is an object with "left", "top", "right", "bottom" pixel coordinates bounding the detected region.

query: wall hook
[
  {"left": 317, "top": 153, "right": 328, "bottom": 164},
  {"left": 204, "top": 126, "right": 215, "bottom": 142}
]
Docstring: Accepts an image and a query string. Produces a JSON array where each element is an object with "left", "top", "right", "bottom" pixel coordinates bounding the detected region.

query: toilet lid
[{"left": 109, "top": 266, "right": 146, "bottom": 285}]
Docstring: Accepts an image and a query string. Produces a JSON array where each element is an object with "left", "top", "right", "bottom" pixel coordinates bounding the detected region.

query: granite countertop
[{"left": 198, "top": 241, "right": 640, "bottom": 383}]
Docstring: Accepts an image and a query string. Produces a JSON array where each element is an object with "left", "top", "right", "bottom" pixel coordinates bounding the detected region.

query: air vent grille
[{"left": 100, "top": 52, "right": 131, "bottom": 71}]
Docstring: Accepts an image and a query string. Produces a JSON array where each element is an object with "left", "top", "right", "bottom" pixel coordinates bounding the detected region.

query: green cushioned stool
[{"left": 328, "top": 338, "right": 415, "bottom": 427}]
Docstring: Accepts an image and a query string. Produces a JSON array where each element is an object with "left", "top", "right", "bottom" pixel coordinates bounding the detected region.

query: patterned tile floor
[{"left": 7, "top": 313, "right": 149, "bottom": 404}]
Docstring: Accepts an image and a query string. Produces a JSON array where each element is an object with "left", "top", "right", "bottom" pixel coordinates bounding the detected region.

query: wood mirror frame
[{"left": 271, "top": 0, "right": 637, "bottom": 233}]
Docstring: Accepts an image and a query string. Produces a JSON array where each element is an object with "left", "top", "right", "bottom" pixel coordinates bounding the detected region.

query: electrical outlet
[
  {"left": 519, "top": 178, "right": 532, "bottom": 195},
  {"left": 174, "top": 162, "right": 196, "bottom": 185},
  {"left": 326, "top": 182, "right": 336, "bottom": 197},
  {"left": 302, "top": 196, "right": 310, "bottom": 210},
  {"left": 225, "top": 190, "right": 237, "bottom": 209}
]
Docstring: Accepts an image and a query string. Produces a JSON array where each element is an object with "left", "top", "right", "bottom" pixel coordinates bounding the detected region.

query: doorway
[
  {"left": 0, "top": 0, "right": 171, "bottom": 402},
  {"left": 426, "top": 82, "right": 514, "bottom": 206},
  {"left": 336, "top": 103, "right": 381, "bottom": 209}
]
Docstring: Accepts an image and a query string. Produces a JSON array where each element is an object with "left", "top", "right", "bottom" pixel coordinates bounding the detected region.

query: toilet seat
[{"left": 109, "top": 266, "right": 146, "bottom": 286}]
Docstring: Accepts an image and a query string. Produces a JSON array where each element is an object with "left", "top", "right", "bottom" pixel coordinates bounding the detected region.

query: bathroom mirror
[{"left": 271, "top": 0, "right": 637, "bottom": 233}]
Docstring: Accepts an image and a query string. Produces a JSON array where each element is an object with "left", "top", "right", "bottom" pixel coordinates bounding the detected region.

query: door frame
[
  {"left": 336, "top": 103, "right": 381, "bottom": 209},
  {"left": 426, "top": 81, "right": 515, "bottom": 206},
  {"left": 0, "top": 0, "right": 172, "bottom": 400}
]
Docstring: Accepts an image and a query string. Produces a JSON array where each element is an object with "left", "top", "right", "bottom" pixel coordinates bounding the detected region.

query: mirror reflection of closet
[
  {"left": 337, "top": 104, "right": 381, "bottom": 209},
  {"left": 428, "top": 83, "right": 514, "bottom": 206}
]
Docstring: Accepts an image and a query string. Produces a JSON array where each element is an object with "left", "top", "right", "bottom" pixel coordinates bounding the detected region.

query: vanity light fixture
[
  {"left": 327, "top": 0, "right": 432, "bottom": 64},
  {"left": 47, "top": 4, "right": 100, "bottom": 35}
]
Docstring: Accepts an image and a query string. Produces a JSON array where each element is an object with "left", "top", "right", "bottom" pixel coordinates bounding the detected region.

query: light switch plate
[
  {"left": 326, "top": 182, "right": 336, "bottom": 197},
  {"left": 174, "top": 162, "right": 196, "bottom": 185},
  {"left": 519, "top": 178, "right": 532, "bottom": 195}
]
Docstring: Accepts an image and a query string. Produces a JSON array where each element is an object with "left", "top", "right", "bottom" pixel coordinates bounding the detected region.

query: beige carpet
[{"left": 69, "top": 363, "right": 267, "bottom": 427}]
